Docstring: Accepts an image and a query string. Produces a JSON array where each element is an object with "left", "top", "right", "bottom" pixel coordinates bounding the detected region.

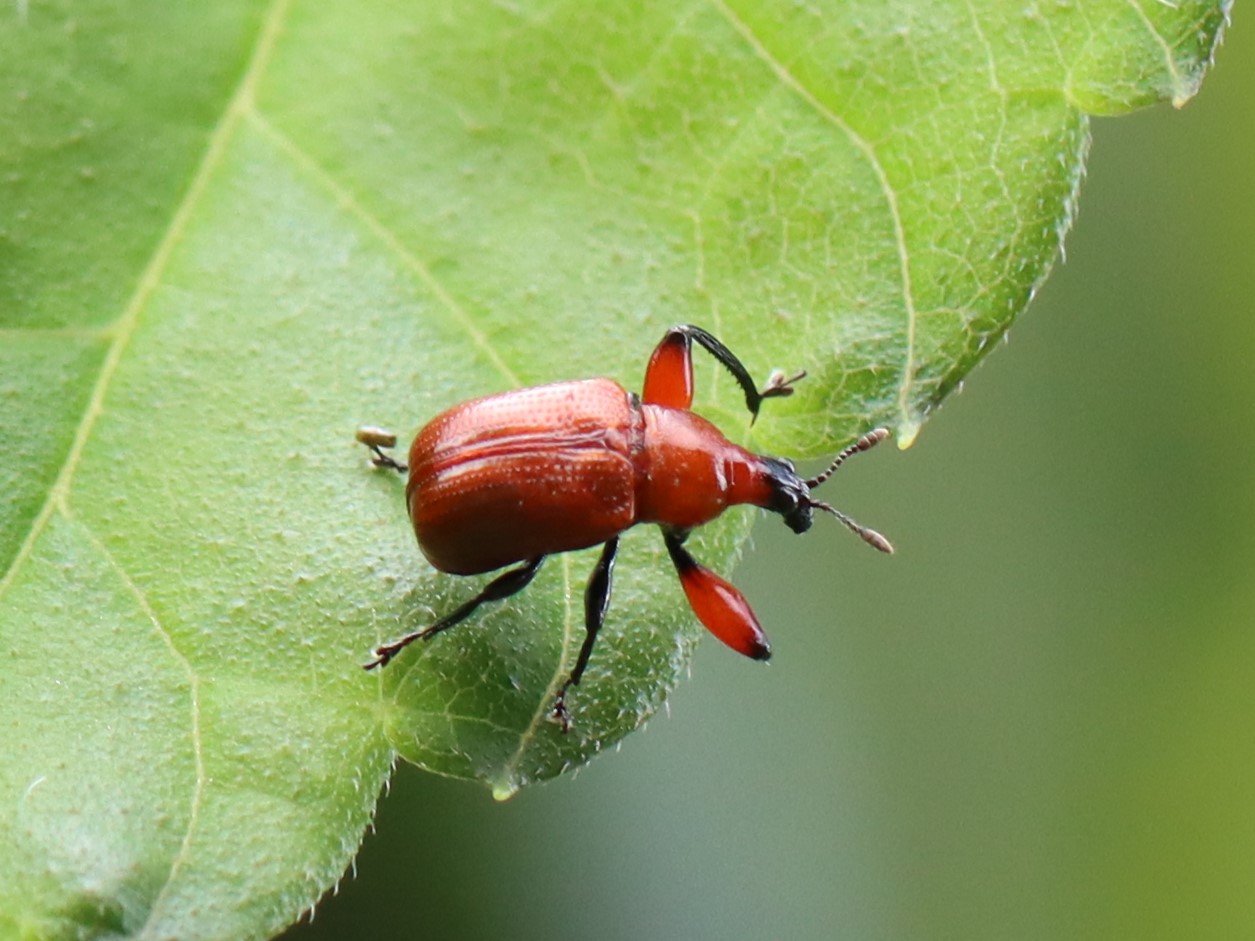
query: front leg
[
  {"left": 641, "top": 324, "right": 804, "bottom": 420},
  {"left": 663, "top": 530, "right": 771, "bottom": 661}
]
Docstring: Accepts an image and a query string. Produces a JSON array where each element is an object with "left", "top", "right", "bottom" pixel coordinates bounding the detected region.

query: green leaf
[{"left": 0, "top": 0, "right": 1228, "bottom": 937}]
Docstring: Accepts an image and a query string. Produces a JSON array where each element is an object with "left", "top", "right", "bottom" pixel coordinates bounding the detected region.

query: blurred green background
[{"left": 285, "top": 21, "right": 1252, "bottom": 941}]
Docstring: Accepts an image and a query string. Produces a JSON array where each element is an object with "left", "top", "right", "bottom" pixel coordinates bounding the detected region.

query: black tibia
[
  {"left": 551, "top": 537, "right": 619, "bottom": 732},
  {"left": 665, "top": 325, "right": 804, "bottom": 419}
]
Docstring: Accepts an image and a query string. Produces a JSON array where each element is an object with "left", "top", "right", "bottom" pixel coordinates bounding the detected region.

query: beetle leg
[
  {"left": 663, "top": 530, "right": 771, "bottom": 661},
  {"left": 551, "top": 537, "right": 620, "bottom": 733},
  {"left": 364, "top": 556, "right": 546, "bottom": 670},
  {"left": 758, "top": 367, "right": 808, "bottom": 401},
  {"left": 641, "top": 327, "right": 695, "bottom": 410},
  {"left": 642, "top": 325, "right": 803, "bottom": 421},
  {"left": 355, "top": 426, "right": 408, "bottom": 473}
]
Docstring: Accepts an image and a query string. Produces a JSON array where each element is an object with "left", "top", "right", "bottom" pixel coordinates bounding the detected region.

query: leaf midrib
[
  {"left": 0, "top": 0, "right": 286, "bottom": 605},
  {"left": 4, "top": 0, "right": 595, "bottom": 835}
]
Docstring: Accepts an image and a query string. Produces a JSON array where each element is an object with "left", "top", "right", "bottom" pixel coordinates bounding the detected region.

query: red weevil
[{"left": 358, "top": 324, "right": 891, "bottom": 729}]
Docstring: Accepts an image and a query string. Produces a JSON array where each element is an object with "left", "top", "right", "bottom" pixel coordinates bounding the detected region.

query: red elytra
[{"left": 358, "top": 325, "right": 892, "bottom": 731}]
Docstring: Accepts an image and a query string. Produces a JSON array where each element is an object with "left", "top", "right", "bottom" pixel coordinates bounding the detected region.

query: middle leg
[{"left": 551, "top": 537, "right": 620, "bottom": 732}]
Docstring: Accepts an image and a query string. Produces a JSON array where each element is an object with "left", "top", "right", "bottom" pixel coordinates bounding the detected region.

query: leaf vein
[
  {"left": 0, "top": 0, "right": 291, "bottom": 606},
  {"left": 79, "top": 522, "right": 205, "bottom": 935},
  {"left": 4, "top": 0, "right": 290, "bottom": 927},
  {"left": 1126, "top": 0, "right": 1188, "bottom": 105},
  {"left": 124, "top": 0, "right": 299, "bottom": 929},
  {"left": 502, "top": 553, "right": 577, "bottom": 788},
  {"left": 245, "top": 109, "right": 522, "bottom": 389},
  {"left": 706, "top": 0, "right": 919, "bottom": 429}
]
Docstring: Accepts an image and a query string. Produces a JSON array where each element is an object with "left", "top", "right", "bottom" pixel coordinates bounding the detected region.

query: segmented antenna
[
  {"left": 809, "top": 499, "right": 894, "bottom": 554},
  {"left": 804, "top": 427, "right": 889, "bottom": 489},
  {"left": 804, "top": 427, "right": 893, "bottom": 554}
]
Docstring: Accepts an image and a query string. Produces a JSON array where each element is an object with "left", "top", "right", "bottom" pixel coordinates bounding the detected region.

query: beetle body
[
  {"left": 408, "top": 377, "right": 781, "bottom": 576},
  {"left": 360, "top": 325, "right": 892, "bottom": 730}
]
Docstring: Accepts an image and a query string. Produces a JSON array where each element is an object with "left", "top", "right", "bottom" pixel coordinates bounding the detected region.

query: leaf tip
[
  {"left": 491, "top": 780, "right": 521, "bottom": 802},
  {"left": 895, "top": 420, "right": 921, "bottom": 450}
]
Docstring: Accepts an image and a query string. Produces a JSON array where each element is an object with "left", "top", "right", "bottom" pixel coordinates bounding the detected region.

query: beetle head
[
  {"left": 760, "top": 457, "right": 814, "bottom": 534},
  {"left": 763, "top": 428, "right": 894, "bottom": 554}
]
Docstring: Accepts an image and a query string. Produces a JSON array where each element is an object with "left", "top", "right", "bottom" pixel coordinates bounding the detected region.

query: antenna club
[
  {"left": 863, "top": 529, "right": 895, "bottom": 555},
  {"left": 863, "top": 427, "right": 890, "bottom": 448},
  {"left": 808, "top": 499, "right": 893, "bottom": 556}
]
